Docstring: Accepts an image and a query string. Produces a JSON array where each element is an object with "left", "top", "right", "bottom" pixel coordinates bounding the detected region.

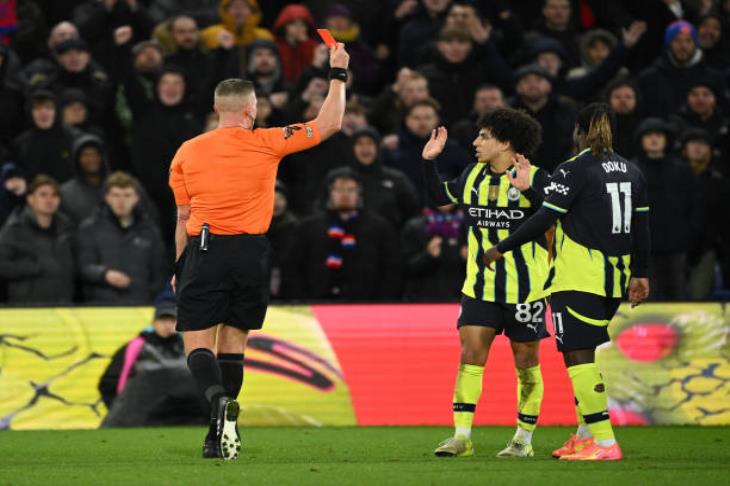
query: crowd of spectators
[{"left": 1, "top": 0, "right": 729, "bottom": 304}]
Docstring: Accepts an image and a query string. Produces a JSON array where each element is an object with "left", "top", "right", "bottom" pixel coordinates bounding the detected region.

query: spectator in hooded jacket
[
  {"left": 0, "top": 175, "right": 75, "bottom": 304},
  {"left": 77, "top": 171, "right": 166, "bottom": 304},
  {"left": 267, "top": 180, "right": 298, "bottom": 300},
  {"left": 200, "top": 0, "right": 273, "bottom": 50},
  {"left": 13, "top": 90, "right": 80, "bottom": 184},
  {"left": 637, "top": 20, "right": 727, "bottom": 118},
  {"left": 60, "top": 134, "right": 109, "bottom": 224},
  {"left": 632, "top": 117, "right": 695, "bottom": 300},
  {"left": 345, "top": 127, "right": 419, "bottom": 230},
  {"left": 272, "top": 4, "right": 318, "bottom": 84},
  {"left": 291, "top": 168, "right": 402, "bottom": 301},
  {"left": 59, "top": 88, "right": 107, "bottom": 143}
]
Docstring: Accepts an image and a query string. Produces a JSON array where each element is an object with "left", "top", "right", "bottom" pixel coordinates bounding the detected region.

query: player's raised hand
[
  {"left": 330, "top": 42, "right": 350, "bottom": 69},
  {"left": 483, "top": 246, "right": 503, "bottom": 271},
  {"left": 628, "top": 277, "right": 650, "bottom": 308},
  {"left": 507, "top": 153, "right": 532, "bottom": 191},
  {"left": 422, "top": 126, "right": 448, "bottom": 161}
]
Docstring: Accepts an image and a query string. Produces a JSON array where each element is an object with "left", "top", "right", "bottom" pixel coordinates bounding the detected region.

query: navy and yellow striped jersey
[
  {"left": 542, "top": 148, "right": 650, "bottom": 298},
  {"left": 441, "top": 162, "right": 551, "bottom": 304}
]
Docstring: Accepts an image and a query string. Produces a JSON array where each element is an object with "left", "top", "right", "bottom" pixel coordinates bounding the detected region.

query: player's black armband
[{"left": 329, "top": 68, "right": 348, "bottom": 82}]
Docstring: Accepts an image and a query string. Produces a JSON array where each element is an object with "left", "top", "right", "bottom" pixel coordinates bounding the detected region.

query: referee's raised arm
[{"left": 313, "top": 42, "right": 350, "bottom": 140}]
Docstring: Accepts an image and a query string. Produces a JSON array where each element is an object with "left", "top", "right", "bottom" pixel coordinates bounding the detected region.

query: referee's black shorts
[{"left": 175, "top": 233, "right": 271, "bottom": 332}]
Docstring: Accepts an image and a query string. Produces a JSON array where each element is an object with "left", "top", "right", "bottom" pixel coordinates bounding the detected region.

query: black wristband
[{"left": 329, "top": 68, "right": 348, "bottom": 82}]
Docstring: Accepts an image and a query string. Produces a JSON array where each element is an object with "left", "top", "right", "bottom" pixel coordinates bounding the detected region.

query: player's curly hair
[{"left": 476, "top": 108, "right": 542, "bottom": 156}]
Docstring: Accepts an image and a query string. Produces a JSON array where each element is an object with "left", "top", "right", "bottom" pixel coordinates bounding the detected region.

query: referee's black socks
[
  {"left": 217, "top": 353, "right": 244, "bottom": 399},
  {"left": 187, "top": 348, "right": 226, "bottom": 411}
]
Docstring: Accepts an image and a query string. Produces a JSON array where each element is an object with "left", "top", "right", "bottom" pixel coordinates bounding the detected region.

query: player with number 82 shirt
[{"left": 423, "top": 108, "right": 553, "bottom": 459}]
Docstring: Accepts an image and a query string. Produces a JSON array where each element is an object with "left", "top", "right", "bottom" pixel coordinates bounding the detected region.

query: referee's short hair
[{"left": 214, "top": 78, "right": 255, "bottom": 112}]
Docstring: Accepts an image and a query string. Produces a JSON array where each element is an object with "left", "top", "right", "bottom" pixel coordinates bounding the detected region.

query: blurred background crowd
[{"left": 0, "top": 0, "right": 729, "bottom": 305}]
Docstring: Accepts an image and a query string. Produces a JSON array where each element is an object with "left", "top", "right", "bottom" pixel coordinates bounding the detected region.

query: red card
[{"left": 317, "top": 29, "right": 337, "bottom": 48}]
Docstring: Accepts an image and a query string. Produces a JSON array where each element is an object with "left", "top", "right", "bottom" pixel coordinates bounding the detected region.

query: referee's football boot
[
  {"left": 202, "top": 423, "right": 221, "bottom": 459},
  {"left": 434, "top": 436, "right": 474, "bottom": 457},
  {"left": 496, "top": 439, "right": 534, "bottom": 458},
  {"left": 216, "top": 397, "right": 242, "bottom": 461}
]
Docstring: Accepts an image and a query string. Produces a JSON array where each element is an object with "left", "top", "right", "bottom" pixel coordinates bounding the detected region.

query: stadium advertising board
[{"left": 1, "top": 304, "right": 727, "bottom": 429}]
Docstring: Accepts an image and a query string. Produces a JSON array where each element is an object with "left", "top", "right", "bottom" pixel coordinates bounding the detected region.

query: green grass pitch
[{"left": 1, "top": 426, "right": 728, "bottom": 485}]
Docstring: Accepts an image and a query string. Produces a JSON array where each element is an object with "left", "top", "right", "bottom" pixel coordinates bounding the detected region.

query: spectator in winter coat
[
  {"left": 382, "top": 98, "right": 469, "bottom": 203},
  {"left": 341, "top": 127, "right": 419, "bottom": 230},
  {"left": 291, "top": 168, "right": 402, "bottom": 301},
  {"left": 509, "top": 64, "right": 576, "bottom": 171},
  {"left": 679, "top": 129, "right": 730, "bottom": 300},
  {"left": 77, "top": 172, "right": 167, "bottom": 304},
  {"left": 398, "top": 0, "right": 451, "bottom": 68},
  {"left": 0, "top": 175, "right": 75, "bottom": 304},
  {"left": 696, "top": 14, "right": 730, "bottom": 70},
  {"left": 632, "top": 117, "right": 695, "bottom": 300},
  {"left": 13, "top": 90, "right": 80, "bottom": 184},
  {"left": 637, "top": 20, "right": 727, "bottom": 118},
  {"left": 272, "top": 4, "right": 318, "bottom": 84},
  {"left": 401, "top": 205, "right": 466, "bottom": 301},
  {"left": 606, "top": 79, "right": 643, "bottom": 159},
  {"left": 669, "top": 80, "right": 729, "bottom": 151}
]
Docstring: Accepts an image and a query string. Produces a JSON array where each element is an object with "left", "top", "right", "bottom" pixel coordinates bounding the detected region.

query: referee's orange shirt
[{"left": 169, "top": 122, "right": 321, "bottom": 236}]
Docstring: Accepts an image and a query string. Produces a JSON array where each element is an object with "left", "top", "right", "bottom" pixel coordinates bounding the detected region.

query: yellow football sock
[
  {"left": 453, "top": 364, "right": 484, "bottom": 438},
  {"left": 568, "top": 363, "right": 615, "bottom": 444},
  {"left": 516, "top": 365, "right": 543, "bottom": 432}
]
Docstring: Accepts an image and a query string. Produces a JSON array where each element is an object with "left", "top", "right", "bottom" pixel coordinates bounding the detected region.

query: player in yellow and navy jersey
[
  {"left": 423, "top": 108, "right": 552, "bottom": 459},
  {"left": 485, "top": 103, "right": 651, "bottom": 461}
]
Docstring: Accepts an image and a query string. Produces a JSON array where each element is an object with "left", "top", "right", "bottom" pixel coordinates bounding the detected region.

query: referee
[{"left": 169, "top": 43, "right": 350, "bottom": 460}]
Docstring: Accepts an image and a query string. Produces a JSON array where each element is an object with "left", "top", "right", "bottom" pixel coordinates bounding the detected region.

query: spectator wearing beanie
[
  {"left": 669, "top": 80, "right": 729, "bottom": 148},
  {"left": 273, "top": 4, "right": 318, "bottom": 84},
  {"left": 679, "top": 128, "right": 730, "bottom": 299},
  {"left": 632, "top": 117, "right": 695, "bottom": 300},
  {"left": 59, "top": 88, "right": 107, "bottom": 142},
  {"left": 0, "top": 175, "right": 75, "bottom": 304},
  {"left": 637, "top": 20, "right": 727, "bottom": 118}
]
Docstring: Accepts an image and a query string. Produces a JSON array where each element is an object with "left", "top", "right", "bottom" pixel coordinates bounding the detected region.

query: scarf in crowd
[
  {"left": 0, "top": 0, "right": 17, "bottom": 44},
  {"left": 325, "top": 211, "right": 358, "bottom": 295},
  {"left": 423, "top": 208, "right": 463, "bottom": 244}
]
